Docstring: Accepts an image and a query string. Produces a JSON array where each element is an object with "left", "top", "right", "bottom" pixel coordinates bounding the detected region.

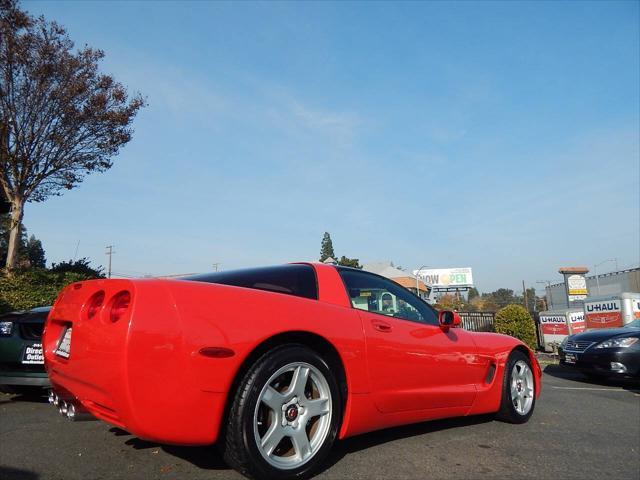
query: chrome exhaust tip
[
  {"left": 59, "top": 400, "right": 68, "bottom": 416},
  {"left": 48, "top": 390, "right": 56, "bottom": 405},
  {"left": 66, "top": 403, "right": 77, "bottom": 420},
  {"left": 65, "top": 402, "right": 95, "bottom": 422}
]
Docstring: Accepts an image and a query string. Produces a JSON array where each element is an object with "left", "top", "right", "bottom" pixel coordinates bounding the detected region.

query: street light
[
  {"left": 415, "top": 265, "right": 430, "bottom": 300},
  {"left": 594, "top": 258, "right": 618, "bottom": 295}
]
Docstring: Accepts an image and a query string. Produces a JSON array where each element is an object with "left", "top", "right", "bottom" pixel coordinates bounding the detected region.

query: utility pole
[
  {"left": 522, "top": 280, "right": 528, "bottom": 311},
  {"left": 106, "top": 245, "right": 115, "bottom": 278}
]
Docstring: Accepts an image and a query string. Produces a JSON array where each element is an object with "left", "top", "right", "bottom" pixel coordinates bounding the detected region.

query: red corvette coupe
[{"left": 44, "top": 263, "right": 541, "bottom": 479}]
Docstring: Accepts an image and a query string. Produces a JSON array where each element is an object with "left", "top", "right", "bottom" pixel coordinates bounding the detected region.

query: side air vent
[{"left": 485, "top": 363, "right": 496, "bottom": 384}]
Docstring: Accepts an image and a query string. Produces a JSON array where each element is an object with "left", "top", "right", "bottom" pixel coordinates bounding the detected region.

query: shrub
[
  {"left": 494, "top": 304, "right": 537, "bottom": 349},
  {"left": 0, "top": 269, "right": 97, "bottom": 314}
]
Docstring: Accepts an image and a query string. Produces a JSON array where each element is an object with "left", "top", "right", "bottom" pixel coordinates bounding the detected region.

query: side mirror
[{"left": 438, "top": 310, "right": 461, "bottom": 331}]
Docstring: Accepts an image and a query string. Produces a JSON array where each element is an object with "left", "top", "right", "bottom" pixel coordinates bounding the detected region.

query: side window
[
  {"left": 184, "top": 264, "right": 318, "bottom": 300},
  {"left": 338, "top": 268, "right": 438, "bottom": 326}
]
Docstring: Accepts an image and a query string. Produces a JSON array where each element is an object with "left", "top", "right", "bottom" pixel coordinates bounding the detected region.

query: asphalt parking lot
[{"left": 1, "top": 365, "right": 639, "bottom": 480}]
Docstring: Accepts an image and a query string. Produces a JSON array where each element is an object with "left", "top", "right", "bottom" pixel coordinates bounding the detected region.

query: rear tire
[
  {"left": 495, "top": 350, "right": 536, "bottom": 424},
  {"left": 221, "top": 344, "right": 341, "bottom": 480}
]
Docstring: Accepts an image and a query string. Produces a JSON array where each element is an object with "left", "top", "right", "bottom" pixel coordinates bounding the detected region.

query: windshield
[{"left": 624, "top": 319, "right": 640, "bottom": 328}]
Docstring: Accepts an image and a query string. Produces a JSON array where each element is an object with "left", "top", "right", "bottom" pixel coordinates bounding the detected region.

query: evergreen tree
[
  {"left": 319, "top": 232, "right": 336, "bottom": 262},
  {"left": 25, "top": 235, "right": 46, "bottom": 268}
]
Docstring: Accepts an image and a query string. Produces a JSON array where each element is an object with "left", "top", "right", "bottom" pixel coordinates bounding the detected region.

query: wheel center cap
[
  {"left": 517, "top": 382, "right": 522, "bottom": 392},
  {"left": 285, "top": 405, "right": 298, "bottom": 422}
]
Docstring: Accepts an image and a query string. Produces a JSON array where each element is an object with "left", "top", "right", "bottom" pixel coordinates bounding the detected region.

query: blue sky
[{"left": 23, "top": 0, "right": 639, "bottom": 292}]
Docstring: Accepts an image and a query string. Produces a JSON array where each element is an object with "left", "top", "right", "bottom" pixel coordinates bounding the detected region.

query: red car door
[
  {"left": 360, "top": 310, "right": 482, "bottom": 413},
  {"left": 337, "top": 268, "right": 485, "bottom": 414}
]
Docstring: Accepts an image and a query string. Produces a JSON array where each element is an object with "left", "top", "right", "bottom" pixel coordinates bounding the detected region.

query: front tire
[
  {"left": 221, "top": 344, "right": 341, "bottom": 480},
  {"left": 495, "top": 350, "right": 536, "bottom": 424}
]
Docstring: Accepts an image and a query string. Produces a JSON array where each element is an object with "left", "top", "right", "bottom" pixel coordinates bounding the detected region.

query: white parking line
[{"left": 551, "top": 386, "right": 626, "bottom": 391}]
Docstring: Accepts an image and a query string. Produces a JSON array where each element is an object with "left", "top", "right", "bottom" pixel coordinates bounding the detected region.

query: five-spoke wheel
[
  {"left": 496, "top": 350, "right": 536, "bottom": 423},
  {"left": 254, "top": 362, "right": 333, "bottom": 470},
  {"left": 222, "top": 345, "right": 341, "bottom": 480}
]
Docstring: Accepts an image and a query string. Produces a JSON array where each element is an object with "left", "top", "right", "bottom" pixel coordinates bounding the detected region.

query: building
[
  {"left": 362, "top": 261, "right": 431, "bottom": 300},
  {"left": 546, "top": 267, "right": 640, "bottom": 310}
]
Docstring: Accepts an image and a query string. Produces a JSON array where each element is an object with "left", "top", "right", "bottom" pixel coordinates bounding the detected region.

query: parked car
[
  {"left": 0, "top": 306, "right": 51, "bottom": 394},
  {"left": 559, "top": 319, "right": 640, "bottom": 380},
  {"left": 44, "top": 264, "right": 541, "bottom": 480}
]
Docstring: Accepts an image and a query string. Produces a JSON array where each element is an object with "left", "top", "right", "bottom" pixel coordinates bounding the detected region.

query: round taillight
[
  {"left": 87, "top": 291, "right": 105, "bottom": 320},
  {"left": 109, "top": 291, "right": 131, "bottom": 323}
]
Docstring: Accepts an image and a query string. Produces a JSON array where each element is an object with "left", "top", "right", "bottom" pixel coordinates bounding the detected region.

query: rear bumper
[{"left": 559, "top": 347, "right": 640, "bottom": 377}]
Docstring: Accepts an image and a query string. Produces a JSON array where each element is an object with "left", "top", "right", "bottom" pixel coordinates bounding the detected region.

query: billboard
[
  {"left": 414, "top": 267, "right": 473, "bottom": 288},
  {"left": 567, "top": 274, "right": 588, "bottom": 296}
]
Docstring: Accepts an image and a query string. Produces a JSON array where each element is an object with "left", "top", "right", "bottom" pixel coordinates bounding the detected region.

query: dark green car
[{"left": 0, "top": 306, "right": 51, "bottom": 394}]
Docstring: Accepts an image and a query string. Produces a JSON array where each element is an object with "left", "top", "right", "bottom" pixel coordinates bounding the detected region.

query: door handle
[{"left": 372, "top": 319, "right": 392, "bottom": 333}]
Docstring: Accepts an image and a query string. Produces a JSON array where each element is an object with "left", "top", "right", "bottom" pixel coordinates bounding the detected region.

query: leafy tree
[
  {"left": 337, "top": 256, "right": 361, "bottom": 269},
  {"left": 467, "top": 287, "right": 479, "bottom": 301},
  {"left": 469, "top": 295, "right": 499, "bottom": 312},
  {"left": 435, "top": 293, "right": 465, "bottom": 311},
  {"left": 524, "top": 287, "right": 539, "bottom": 312},
  {"left": 50, "top": 257, "right": 104, "bottom": 278},
  {"left": 319, "top": 232, "right": 336, "bottom": 262},
  {"left": 485, "top": 288, "right": 522, "bottom": 309},
  {"left": 494, "top": 304, "right": 537, "bottom": 349},
  {"left": 0, "top": 0, "right": 146, "bottom": 272},
  {"left": 25, "top": 234, "right": 45, "bottom": 268}
]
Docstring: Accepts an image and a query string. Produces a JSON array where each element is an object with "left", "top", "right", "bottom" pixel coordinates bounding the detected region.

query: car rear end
[
  {"left": 0, "top": 307, "right": 50, "bottom": 393},
  {"left": 43, "top": 278, "right": 228, "bottom": 445}
]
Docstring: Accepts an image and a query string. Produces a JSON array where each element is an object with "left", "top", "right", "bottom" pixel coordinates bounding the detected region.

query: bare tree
[{"left": 0, "top": 0, "right": 145, "bottom": 272}]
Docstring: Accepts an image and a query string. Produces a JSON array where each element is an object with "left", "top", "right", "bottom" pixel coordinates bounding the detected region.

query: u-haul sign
[
  {"left": 585, "top": 299, "right": 622, "bottom": 328},
  {"left": 568, "top": 311, "right": 586, "bottom": 334},
  {"left": 540, "top": 315, "right": 569, "bottom": 335}
]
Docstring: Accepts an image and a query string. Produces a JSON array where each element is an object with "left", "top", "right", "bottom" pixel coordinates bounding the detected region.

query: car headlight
[
  {"left": 0, "top": 321, "right": 13, "bottom": 336},
  {"left": 595, "top": 337, "right": 638, "bottom": 349}
]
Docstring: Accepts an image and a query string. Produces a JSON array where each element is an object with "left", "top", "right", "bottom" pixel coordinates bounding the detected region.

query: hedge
[
  {"left": 494, "top": 304, "right": 537, "bottom": 349},
  {"left": 0, "top": 269, "right": 96, "bottom": 314}
]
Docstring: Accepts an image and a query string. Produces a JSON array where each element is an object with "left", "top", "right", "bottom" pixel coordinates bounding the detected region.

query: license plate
[
  {"left": 22, "top": 343, "right": 44, "bottom": 364},
  {"left": 565, "top": 353, "right": 577, "bottom": 364},
  {"left": 55, "top": 326, "right": 72, "bottom": 358}
]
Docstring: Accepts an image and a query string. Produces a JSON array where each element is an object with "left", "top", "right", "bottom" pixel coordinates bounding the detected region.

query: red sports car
[{"left": 44, "top": 263, "right": 541, "bottom": 479}]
